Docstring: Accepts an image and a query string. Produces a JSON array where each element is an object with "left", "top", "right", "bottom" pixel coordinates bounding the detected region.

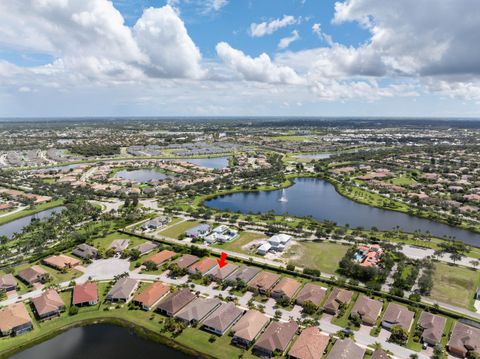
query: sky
[{"left": 0, "top": 0, "right": 479, "bottom": 118}]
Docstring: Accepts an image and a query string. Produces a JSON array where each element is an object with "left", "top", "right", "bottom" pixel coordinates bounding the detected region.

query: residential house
[
  {"left": 72, "top": 282, "right": 98, "bottom": 306},
  {"left": 132, "top": 241, "right": 159, "bottom": 256},
  {"left": 187, "top": 257, "right": 217, "bottom": 275},
  {"left": 108, "top": 239, "right": 129, "bottom": 253},
  {"left": 350, "top": 295, "right": 383, "bottom": 326},
  {"left": 156, "top": 288, "right": 196, "bottom": 316},
  {"left": 133, "top": 282, "right": 170, "bottom": 310},
  {"left": 105, "top": 277, "right": 138, "bottom": 302},
  {"left": 382, "top": 303, "right": 414, "bottom": 331},
  {"left": 271, "top": 277, "right": 301, "bottom": 300},
  {"left": 253, "top": 321, "right": 298, "bottom": 357},
  {"left": 256, "top": 242, "right": 272, "bottom": 255},
  {"left": 227, "top": 265, "right": 260, "bottom": 285},
  {"left": 288, "top": 327, "right": 329, "bottom": 359},
  {"left": 31, "top": 289, "right": 65, "bottom": 320},
  {"left": 175, "top": 297, "right": 221, "bottom": 326},
  {"left": 185, "top": 224, "right": 211, "bottom": 238},
  {"left": 0, "top": 303, "right": 33, "bottom": 336},
  {"left": 231, "top": 309, "right": 270, "bottom": 348},
  {"left": 326, "top": 339, "right": 365, "bottom": 359},
  {"left": 173, "top": 254, "right": 199, "bottom": 269},
  {"left": 417, "top": 312, "right": 446, "bottom": 346},
  {"left": 17, "top": 265, "right": 48, "bottom": 285},
  {"left": 141, "top": 216, "right": 169, "bottom": 231},
  {"left": 202, "top": 302, "right": 244, "bottom": 335},
  {"left": 295, "top": 283, "right": 326, "bottom": 307},
  {"left": 207, "top": 263, "right": 238, "bottom": 282},
  {"left": 248, "top": 271, "right": 281, "bottom": 295},
  {"left": 72, "top": 243, "right": 99, "bottom": 260},
  {"left": 323, "top": 288, "right": 353, "bottom": 315},
  {"left": 448, "top": 322, "right": 480, "bottom": 358},
  {"left": 371, "top": 349, "right": 390, "bottom": 359},
  {"left": 267, "top": 234, "right": 292, "bottom": 252},
  {"left": 146, "top": 250, "right": 176, "bottom": 267},
  {"left": 42, "top": 254, "right": 80, "bottom": 270},
  {"left": 0, "top": 273, "right": 16, "bottom": 292}
]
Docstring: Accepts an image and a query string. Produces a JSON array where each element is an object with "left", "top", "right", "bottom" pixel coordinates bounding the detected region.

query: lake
[
  {"left": 205, "top": 178, "right": 480, "bottom": 246},
  {"left": 0, "top": 206, "right": 66, "bottom": 239},
  {"left": 115, "top": 169, "right": 168, "bottom": 182},
  {"left": 181, "top": 157, "right": 229, "bottom": 169},
  {"left": 295, "top": 153, "right": 332, "bottom": 159},
  {"left": 9, "top": 324, "right": 193, "bottom": 359}
]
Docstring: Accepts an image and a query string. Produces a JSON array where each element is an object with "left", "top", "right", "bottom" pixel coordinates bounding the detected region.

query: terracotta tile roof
[
  {"left": 73, "top": 282, "right": 98, "bottom": 305},
  {"left": 17, "top": 265, "right": 48, "bottom": 284},
  {"left": 134, "top": 282, "right": 170, "bottom": 308},
  {"left": 173, "top": 254, "right": 199, "bottom": 269},
  {"left": 382, "top": 303, "right": 414, "bottom": 331},
  {"left": 0, "top": 273, "right": 16, "bottom": 290},
  {"left": 448, "top": 322, "right": 480, "bottom": 357},
  {"left": 288, "top": 327, "right": 329, "bottom": 359},
  {"left": 323, "top": 288, "right": 353, "bottom": 314},
  {"left": 271, "top": 277, "right": 301, "bottom": 299},
  {"left": 188, "top": 257, "right": 217, "bottom": 275},
  {"left": 326, "top": 339, "right": 365, "bottom": 359},
  {"left": 43, "top": 254, "right": 80, "bottom": 269},
  {"left": 418, "top": 311, "right": 446, "bottom": 344},
  {"left": 350, "top": 295, "right": 383, "bottom": 325},
  {"left": 231, "top": 309, "right": 270, "bottom": 343},
  {"left": 147, "top": 250, "right": 176, "bottom": 265},
  {"left": 254, "top": 321, "right": 298, "bottom": 354},
  {"left": 32, "top": 289, "right": 65, "bottom": 317},
  {"left": 371, "top": 348, "right": 390, "bottom": 359},
  {"left": 248, "top": 271, "right": 280, "bottom": 293},
  {"left": 295, "top": 283, "right": 327, "bottom": 306},
  {"left": 0, "top": 303, "right": 32, "bottom": 333}
]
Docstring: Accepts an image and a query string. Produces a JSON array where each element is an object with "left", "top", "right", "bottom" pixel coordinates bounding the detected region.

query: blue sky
[{"left": 0, "top": 0, "right": 479, "bottom": 118}]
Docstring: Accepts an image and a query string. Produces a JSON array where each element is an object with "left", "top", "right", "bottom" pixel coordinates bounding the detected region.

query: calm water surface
[
  {"left": 10, "top": 324, "right": 193, "bottom": 359},
  {"left": 0, "top": 206, "right": 65, "bottom": 239},
  {"left": 182, "top": 157, "right": 229, "bottom": 169},
  {"left": 295, "top": 153, "right": 332, "bottom": 159},
  {"left": 115, "top": 169, "right": 168, "bottom": 182},
  {"left": 206, "top": 178, "right": 480, "bottom": 246}
]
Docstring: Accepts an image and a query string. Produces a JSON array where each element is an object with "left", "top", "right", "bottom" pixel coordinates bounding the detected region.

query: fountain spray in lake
[{"left": 279, "top": 189, "right": 288, "bottom": 202}]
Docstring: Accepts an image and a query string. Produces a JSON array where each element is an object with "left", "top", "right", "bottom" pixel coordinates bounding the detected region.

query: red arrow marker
[{"left": 217, "top": 252, "right": 228, "bottom": 268}]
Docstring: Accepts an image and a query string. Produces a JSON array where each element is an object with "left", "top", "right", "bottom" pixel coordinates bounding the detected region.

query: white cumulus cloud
[
  {"left": 250, "top": 15, "right": 297, "bottom": 37},
  {"left": 278, "top": 30, "right": 300, "bottom": 49}
]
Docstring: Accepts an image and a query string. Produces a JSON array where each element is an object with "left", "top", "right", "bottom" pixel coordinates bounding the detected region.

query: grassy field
[
  {"left": 158, "top": 220, "right": 200, "bottom": 239},
  {"left": 289, "top": 241, "right": 350, "bottom": 275},
  {"left": 429, "top": 263, "right": 480, "bottom": 309},
  {"left": 0, "top": 199, "right": 64, "bottom": 225},
  {"left": 271, "top": 135, "right": 311, "bottom": 141},
  {"left": 89, "top": 232, "right": 147, "bottom": 252},
  {"left": 388, "top": 175, "right": 417, "bottom": 186},
  {"left": 212, "top": 231, "right": 265, "bottom": 254}
]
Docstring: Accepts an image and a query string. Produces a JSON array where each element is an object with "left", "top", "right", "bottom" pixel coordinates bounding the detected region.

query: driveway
[{"left": 76, "top": 258, "right": 131, "bottom": 282}]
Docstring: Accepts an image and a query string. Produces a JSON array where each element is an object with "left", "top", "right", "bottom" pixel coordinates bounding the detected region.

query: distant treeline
[{"left": 70, "top": 144, "right": 120, "bottom": 157}]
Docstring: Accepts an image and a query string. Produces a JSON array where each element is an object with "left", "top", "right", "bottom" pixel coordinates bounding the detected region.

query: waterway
[{"left": 114, "top": 169, "right": 169, "bottom": 182}]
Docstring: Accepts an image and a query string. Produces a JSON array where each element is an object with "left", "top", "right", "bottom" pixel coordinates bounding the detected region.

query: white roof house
[
  {"left": 257, "top": 242, "right": 272, "bottom": 255},
  {"left": 213, "top": 225, "right": 229, "bottom": 234},
  {"left": 268, "top": 234, "right": 291, "bottom": 251}
]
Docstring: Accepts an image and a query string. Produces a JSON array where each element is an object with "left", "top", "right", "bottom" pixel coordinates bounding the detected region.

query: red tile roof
[{"left": 73, "top": 282, "right": 98, "bottom": 305}]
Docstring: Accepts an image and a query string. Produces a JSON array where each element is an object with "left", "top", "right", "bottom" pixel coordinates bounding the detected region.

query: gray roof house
[
  {"left": 105, "top": 277, "right": 138, "bottom": 302},
  {"left": 132, "top": 241, "right": 159, "bottom": 256},
  {"left": 418, "top": 312, "right": 446, "bottom": 346},
  {"left": 156, "top": 288, "right": 196, "bottom": 316},
  {"left": 173, "top": 254, "right": 199, "bottom": 269},
  {"left": 382, "top": 303, "right": 415, "bottom": 332},
  {"left": 108, "top": 239, "right": 129, "bottom": 253},
  {"left": 175, "top": 297, "right": 221, "bottom": 325},
  {"left": 185, "top": 224, "right": 211, "bottom": 238},
  {"left": 226, "top": 265, "right": 260, "bottom": 284},
  {"left": 253, "top": 321, "right": 298, "bottom": 357},
  {"left": 208, "top": 263, "right": 238, "bottom": 282},
  {"left": 72, "top": 243, "right": 99, "bottom": 260},
  {"left": 202, "top": 302, "right": 244, "bottom": 335},
  {"left": 326, "top": 339, "right": 365, "bottom": 359}
]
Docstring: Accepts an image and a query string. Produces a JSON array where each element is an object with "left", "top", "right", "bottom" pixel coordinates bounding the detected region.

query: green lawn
[
  {"left": 429, "top": 263, "right": 480, "bottom": 309},
  {"left": 388, "top": 175, "right": 417, "bottom": 186},
  {"left": 158, "top": 220, "right": 200, "bottom": 239},
  {"left": 90, "top": 232, "right": 146, "bottom": 252},
  {"left": 212, "top": 231, "right": 265, "bottom": 254},
  {"left": 289, "top": 241, "right": 350, "bottom": 275}
]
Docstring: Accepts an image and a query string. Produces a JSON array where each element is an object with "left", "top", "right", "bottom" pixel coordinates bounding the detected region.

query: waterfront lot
[
  {"left": 212, "top": 231, "right": 265, "bottom": 254},
  {"left": 429, "top": 262, "right": 480, "bottom": 309}
]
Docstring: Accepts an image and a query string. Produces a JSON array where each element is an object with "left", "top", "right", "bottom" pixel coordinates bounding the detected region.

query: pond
[
  {"left": 9, "top": 324, "right": 193, "bottom": 359},
  {"left": 295, "top": 153, "right": 333, "bottom": 159},
  {"left": 205, "top": 178, "right": 480, "bottom": 246},
  {"left": 114, "top": 169, "right": 168, "bottom": 182},
  {"left": 181, "top": 156, "right": 229, "bottom": 169},
  {"left": 0, "top": 206, "right": 66, "bottom": 239}
]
